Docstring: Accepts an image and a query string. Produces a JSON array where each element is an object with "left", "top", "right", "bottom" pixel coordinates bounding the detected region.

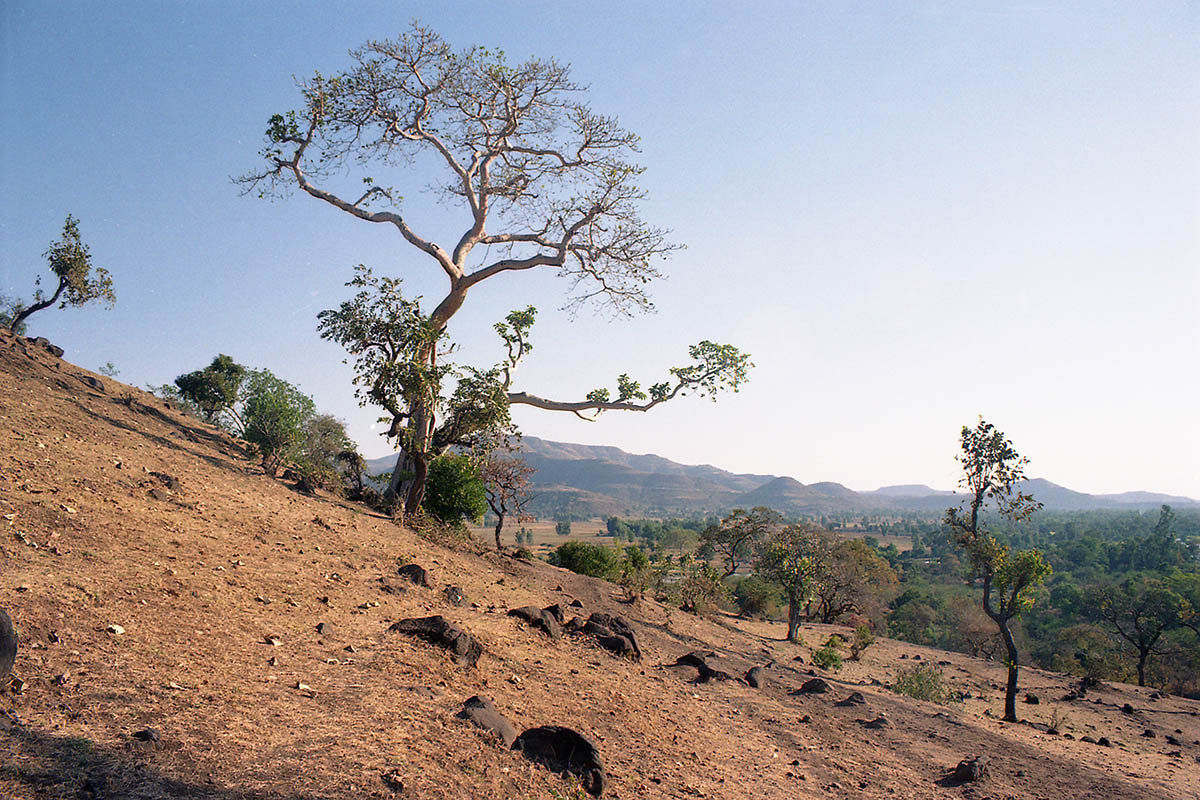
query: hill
[
  {"left": 4, "top": 329, "right": 1197, "bottom": 799},
  {"left": 368, "top": 438, "right": 1196, "bottom": 518}
]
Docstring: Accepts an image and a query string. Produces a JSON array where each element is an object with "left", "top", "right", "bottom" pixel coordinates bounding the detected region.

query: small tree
[
  {"left": 755, "top": 522, "right": 830, "bottom": 643},
  {"left": 8, "top": 215, "right": 115, "bottom": 332},
  {"left": 423, "top": 453, "right": 487, "bottom": 525},
  {"left": 811, "top": 538, "right": 899, "bottom": 623},
  {"left": 944, "top": 418, "right": 1051, "bottom": 722},
  {"left": 700, "top": 506, "right": 781, "bottom": 578},
  {"left": 556, "top": 520, "right": 572, "bottom": 537},
  {"left": 175, "top": 354, "right": 247, "bottom": 428},
  {"left": 481, "top": 452, "right": 535, "bottom": 549},
  {"left": 1088, "top": 575, "right": 1185, "bottom": 686},
  {"left": 241, "top": 369, "right": 316, "bottom": 476}
]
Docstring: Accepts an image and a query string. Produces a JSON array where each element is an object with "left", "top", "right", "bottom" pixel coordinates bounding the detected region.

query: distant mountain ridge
[{"left": 365, "top": 436, "right": 1197, "bottom": 517}]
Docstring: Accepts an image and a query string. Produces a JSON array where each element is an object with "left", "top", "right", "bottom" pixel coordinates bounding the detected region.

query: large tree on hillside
[
  {"left": 1087, "top": 575, "right": 1185, "bottom": 687},
  {"left": 701, "top": 506, "right": 782, "bottom": 578},
  {"left": 238, "top": 24, "right": 750, "bottom": 516},
  {"left": 8, "top": 215, "right": 114, "bottom": 333},
  {"left": 755, "top": 522, "right": 831, "bottom": 643},
  {"left": 944, "top": 418, "right": 1051, "bottom": 723}
]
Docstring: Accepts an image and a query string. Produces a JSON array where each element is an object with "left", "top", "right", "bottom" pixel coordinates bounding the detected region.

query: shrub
[
  {"left": 423, "top": 453, "right": 487, "bottom": 524},
  {"left": 812, "top": 646, "right": 843, "bottom": 671},
  {"left": 824, "top": 633, "right": 845, "bottom": 649},
  {"left": 892, "top": 663, "right": 957, "bottom": 704},
  {"left": 241, "top": 369, "right": 315, "bottom": 475},
  {"left": 556, "top": 520, "right": 572, "bottom": 536},
  {"left": 677, "top": 556, "right": 729, "bottom": 615},
  {"left": 850, "top": 623, "right": 875, "bottom": 660},
  {"left": 732, "top": 575, "right": 781, "bottom": 619},
  {"left": 618, "top": 546, "right": 656, "bottom": 603},
  {"left": 550, "top": 541, "right": 620, "bottom": 579}
]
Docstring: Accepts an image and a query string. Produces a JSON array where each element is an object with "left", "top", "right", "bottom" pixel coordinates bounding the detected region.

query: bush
[
  {"left": 732, "top": 576, "right": 781, "bottom": 618},
  {"left": 556, "top": 520, "right": 572, "bottom": 536},
  {"left": 812, "top": 646, "right": 843, "bottom": 671},
  {"left": 550, "top": 541, "right": 620, "bottom": 579},
  {"left": 850, "top": 624, "right": 875, "bottom": 660},
  {"left": 618, "top": 546, "right": 656, "bottom": 603},
  {"left": 241, "top": 369, "right": 315, "bottom": 475},
  {"left": 423, "top": 453, "right": 487, "bottom": 524},
  {"left": 677, "top": 556, "right": 728, "bottom": 615},
  {"left": 892, "top": 663, "right": 957, "bottom": 703}
]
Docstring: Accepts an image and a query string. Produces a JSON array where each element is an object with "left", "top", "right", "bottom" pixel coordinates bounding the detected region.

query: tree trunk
[
  {"left": 9, "top": 279, "right": 65, "bottom": 331},
  {"left": 494, "top": 511, "right": 506, "bottom": 550},
  {"left": 1137, "top": 651, "right": 1148, "bottom": 687},
  {"left": 998, "top": 619, "right": 1020, "bottom": 722},
  {"left": 787, "top": 596, "right": 802, "bottom": 643}
]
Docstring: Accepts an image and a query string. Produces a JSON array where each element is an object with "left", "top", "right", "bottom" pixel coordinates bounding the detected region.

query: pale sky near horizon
[{"left": 2, "top": 1, "right": 1197, "bottom": 497}]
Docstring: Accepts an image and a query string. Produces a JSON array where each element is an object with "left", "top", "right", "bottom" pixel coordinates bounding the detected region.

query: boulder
[
  {"left": 949, "top": 755, "right": 988, "bottom": 784},
  {"left": 792, "top": 678, "right": 831, "bottom": 695},
  {"left": 396, "top": 564, "right": 430, "bottom": 587},
  {"left": 389, "top": 616, "right": 482, "bottom": 667},
  {"left": 442, "top": 586, "right": 468, "bottom": 607},
  {"left": 1024, "top": 693, "right": 1040, "bottom": 705},
  {"left": 745, "top": 665, "right": 766, "bottom": 689},
  {"left": 860, "top": 714, "right": 892, "bottom": 730},
  {"left": 508, "top": 606, "right": 562, "bottom": 640},
  {"left": 0, "top": 609, "right": 16, "bottom": 681},
  {"left": 456, "top": 695, "right": 517, "bottom": 747},
  {"left": 595, "top": 635, "right": 639, "bottom": 660},
  {"left": 584, "top": 613, "right": 641, "bottom": 660},
  {"left": 513, "top": 725, "right": 606, "bottom": 797},
  {"left": 835, "top": 692, "right": 867, "bottom": 707}
]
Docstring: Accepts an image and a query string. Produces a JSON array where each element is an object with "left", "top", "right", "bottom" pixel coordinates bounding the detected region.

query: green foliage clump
[
  {"left": 811, "top": 645, "right": 843, "bottom": 671},
  {"left": 677, "top": 556, "right": 729, "bottom": 615},
  {"left": 892, "top": 663, "right": 957, "bottom": 704},
  {"left": 241, "top": 369, "right": 316, "bottom": 476},
  {"left": 731, "top": 575, "right": 782, "bottom": 619},
  {"left": 423, "top": 453, "right": 487, "bottom": 524},
  {"left": 175, "top": 354, "right": 246, "bottom": 425},
  {"left": 850, "top": 624, "right": 875, "bottom": 660},
  {"left": 550, "top": 541, "right": 620, "bottom": 579},
  {"left": 555, "top": 519, "right": 572, "bottom": 536}
]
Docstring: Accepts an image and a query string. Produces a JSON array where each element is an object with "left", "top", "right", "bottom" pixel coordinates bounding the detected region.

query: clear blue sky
[{"left": 3, "top": 1, "right": 1197, "bottom": 497}]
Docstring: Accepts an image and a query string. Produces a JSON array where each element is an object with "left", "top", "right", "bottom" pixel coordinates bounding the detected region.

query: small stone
[
  {"left": 1024, "top": 693, "right": 1039, "bottom": 704},
  {"left": 1097, "top": 737, "right": 1112, "bottom": 747},
  {"left": 107, "top": 624, "right": 125, "bottom": 635}
]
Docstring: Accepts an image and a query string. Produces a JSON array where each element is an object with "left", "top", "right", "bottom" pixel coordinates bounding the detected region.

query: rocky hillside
[{"left": 3, "top": 329, "right": 1198, "bottom": 799}]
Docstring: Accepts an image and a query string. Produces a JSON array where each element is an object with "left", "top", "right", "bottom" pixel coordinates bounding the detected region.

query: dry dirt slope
[{"left": 1, "top": 330, "right": 1198, "bottom": 800}]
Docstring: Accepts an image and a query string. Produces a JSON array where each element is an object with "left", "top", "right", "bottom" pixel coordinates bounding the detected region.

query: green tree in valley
[
  {"left": 810, "top": 538, "right": 899, "bottom": 623},
  {"left": 756, "top": 522, "right": 831, "bottom": 643},
  {"left": 944, "top": 418, "right": 1051, "bottom": 722},
  {"left": 1087, "top": 575, "right": 1185, "bottom": 686},
  {"left": 241, "top": 24, "right": 750, "bottom": 517},
  {"left": 8, "top": 215, "right": 115, "bottom": 332},
  {"left": 700, "top": 506, "right": 781, "bottom": 578}
]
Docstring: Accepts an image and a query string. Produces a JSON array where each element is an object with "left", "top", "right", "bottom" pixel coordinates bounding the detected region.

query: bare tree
[
  {"left": 240, "top": 24, "right": 750, "bottom": 515},
  {"left": 481, "top": 452, "right": 535, "bottom": 550}
]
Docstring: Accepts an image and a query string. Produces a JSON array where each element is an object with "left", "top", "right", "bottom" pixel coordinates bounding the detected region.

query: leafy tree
[
  {"left": 8, "top": 215, "right": 115, "bottom": 332},
  {"left": 810, "top": 538, "right": 899, "bottom": 623},
  {"left": 295, "top": 414, "right": 357, "bottom": 492},
  {"left": 944, "top": 418, "right": 1051, "bottom": 722},
  {"left": 174, "top": 354, "right": 247, "bottom": 427},
  {"left": 755, "top": 522, "right": 830, "bottom": 643},
  {"left": 0, "top": 294, "right": 27, "bottom": 335},
  {"left": 700, "top": 506, "right": 781, "bottom": 578},
  {"left": 481, "top": 452, "right": 535, "bottom": 549},
  {"left": 242, "top": 24, "right": 750, "bottom": 517},
  {"left": 1087, "top": 575, "right": 1185, "bottom": 686},
  {"left": 424, "top": 453, "right": 487, "bottom": 525},
  {"left": 676, "top": 555, "right": 728, "bottom": 615},
  {"left": 241, "top": 369, "right": 316, "bottom": 476},
  {"left": 555, "top": 520, "right": 572, "bottom": 537},
  {"left": 732, "top": 575, "right": 782, "bottom": 619}
]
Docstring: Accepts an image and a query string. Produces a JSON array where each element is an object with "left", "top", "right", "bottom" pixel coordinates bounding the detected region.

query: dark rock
[
  {"left": 745, "top": 665, "right": 766, "bottom": 689},
  {"left": 835, "top": 692, "right": 867, "bottom": 707},
  {"left": 513, "top": 725, "right": 606, "bottom": 797},
  {"left": 949, "top": 755, "right": 988, "bottom": 784},
  {"left": 456, "top": 695, "right": 517, "bottom": 747},
  {"left": 666, "top": 650, "right": 731, "bottom": 682},
  {"left": 792, "top": 678, "right": 831, "bottom": 695},
  {"left": 595, "top": 635, "right": 639, "bottom": 660},
  {"left": 1142, "top": 729, "right": 1156, "bottom": 738},
  {"left": 584, "top": 613, "right": 641, "bottom": 660},
  {"left": 30, "top": 337, "right": 64, "bottom": 358},
  {"left": 378, "top": 577, "right": 406, "bottom": 595},
  {"left": 564, "top": 616, "right": 586, "bottom": 633},
  {"left": 389, "top": 616, "right": 482, "bottom": 667},
  {"left": 1165, "top": 734, "right": 1181, "bottom": 746},
  {"left": 0, "top": 609, "right": 16, "bottom": 681},
  {"left": 542, "top": 604, "right": 566, "bottom": 624},
  {"left": 316, "top": 622, "right": 335, "bottom": 636},
  {"left": 1097, "top": 737, "right": 1112, "bottom": 747},
  {"left": 860, "top": 714, "right": 892, "bottom": 729},
  {"left": 508, "top": 606, "right": 562, "bottom": 640},
  {"left": 912, "top": 654, "right": 922, "bottom": 660},
  {"left": 1024, "top": 693, "right": 1039, "bottom": 705},
  {"left": 569, "top": 599, "right": 584, "bottom": 608},
  {"left": 442, "top": 586, "right": 468, "bottom": 607},
  {"left": 150, "top": 471, "right": 180, "bottom": 491},
  {"left": 1121, "top": 703, "right": 1135, "bottom": 714},
  {"left": 397, "top": 563, "right": 430, "bottom": 586},
  {"left": 132, "top": 728, "right": 161, "bottom": 742},
  {"left": 80, "top": 375, "right": 104, "bottom": 392},
  {"left": 799, "top": 714, "right": 812, "bottom": 723},
  {"left": 1080, "top": 736, "right": 1097, "bottom": 744}
]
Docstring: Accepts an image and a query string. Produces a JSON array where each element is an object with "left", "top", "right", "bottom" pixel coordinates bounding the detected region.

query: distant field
[{"left": 469, "top": 518, "right": 911, "bottom": 556}]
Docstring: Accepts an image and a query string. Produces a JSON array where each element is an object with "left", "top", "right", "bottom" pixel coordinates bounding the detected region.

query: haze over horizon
[{"left": 2, "top": 1, "right": 1197, "bottom": 497}]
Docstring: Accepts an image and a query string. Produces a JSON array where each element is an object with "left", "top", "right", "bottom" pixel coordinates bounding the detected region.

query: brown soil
[{"left": 1, "top": 329, "right": 1197, "bottom": 799}]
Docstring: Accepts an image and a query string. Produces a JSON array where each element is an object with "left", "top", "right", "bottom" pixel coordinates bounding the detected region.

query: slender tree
[
  {"left": 944, "top": 418, "right": 1051, "bottom": 722},
  {"left": 241, "top": 24, "right": 750, "bottom": 516},
  {"left": 9, "top": 215, "right": 114, "bottom": 332},
  {"left": 481, "top": 452, "right": 535, "bottom": 550},
  {"left": 756, "top": 522, "right": 831, "bottom": 643}
]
